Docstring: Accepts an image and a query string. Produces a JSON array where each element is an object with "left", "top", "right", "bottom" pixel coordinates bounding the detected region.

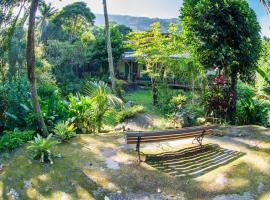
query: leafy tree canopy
[
  {"left": 88, "top": 24, "right": 130, "bottom": 69},
  {"left": 44, "top": 2, "right": 95, "bottom": 42},
  {"left": 180, "top": 0, "right": 261, "bottom": 82}
]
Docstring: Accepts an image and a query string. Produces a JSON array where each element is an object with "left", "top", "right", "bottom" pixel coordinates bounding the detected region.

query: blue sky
[{"left": 46, "top": 0, "right": 270, "bottom": 36}]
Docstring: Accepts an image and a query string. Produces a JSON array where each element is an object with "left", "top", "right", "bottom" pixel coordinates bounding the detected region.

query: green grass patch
[{"left": 125, "top": 89, "right": 160, "bottom": 115}]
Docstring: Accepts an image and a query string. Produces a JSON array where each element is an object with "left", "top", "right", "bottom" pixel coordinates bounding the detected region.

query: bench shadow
[{"left": 145, "top": 144, "right": 245, "bottom": 178}]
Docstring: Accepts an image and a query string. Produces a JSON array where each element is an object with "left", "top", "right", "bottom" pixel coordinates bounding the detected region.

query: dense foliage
[
  {"left": 1, "top": 0, "right": 270, "bottom": 164},
  {"left": 181, "top": 0, "right": 261, "bottom": 123}
]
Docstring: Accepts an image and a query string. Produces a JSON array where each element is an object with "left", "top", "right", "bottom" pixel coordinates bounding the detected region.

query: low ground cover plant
[
  {"left": 27, "top": 134, "right": 58, "bottom": 164},
  {"left": 0, "top": 130, "right": 34, "bottom": 151},
  {"left": 116, "top": 105, "right": 145, "bottom": 122},
  {"left": 54, "top": 121, "right": 77, "bottom": 142}
]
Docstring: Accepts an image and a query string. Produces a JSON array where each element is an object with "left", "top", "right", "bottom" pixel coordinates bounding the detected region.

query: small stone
[
  {"left": 250, "top": 142, "right": 259, "bottom": 149},
  {"left": 7, "top": 188, "right": 19, "bottom": 200},
  {"left": 215, "top": 173, "right": 226, "bottom": 185},
  {"left": 107, "top": 182, "right": 116, "bottom": 190},
  {"left": 61, "top": 192, "right": 69, "bottom": 200},
  {"left": 125, "top": 101, "right": 134, "bottom": 107},
  {"left": 28, "top": 160, "right": 32, "bottom": 164},
  {"left": 93, "top": 187, "right": 106, "bottom": 197},
  {"left": 104, "top": 195, "right": 110, "bottom": 200},
  {"left": 0, "top": 164, "right": 4, "bottom": 171},
  {"left": 100, "top": 167, "right": 105, "bottom": 171},
  {"left": 84, "top": 163, "right": 92, "bottom": 169},
  {"left": 257, "top": 182, "right": 265, "bottom": 193},
  {"left": 24, "top": 180, "right": 32, "bottom": 188}
]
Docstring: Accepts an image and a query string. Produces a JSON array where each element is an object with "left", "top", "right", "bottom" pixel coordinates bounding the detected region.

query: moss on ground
[{"left": 0, "top": 126, "right": 270, "bottom": 199}]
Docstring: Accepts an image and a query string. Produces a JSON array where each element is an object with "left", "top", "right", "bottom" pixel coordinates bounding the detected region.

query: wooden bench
[{"left": 126, "top": 125, "right": 218, "bottom": 161}]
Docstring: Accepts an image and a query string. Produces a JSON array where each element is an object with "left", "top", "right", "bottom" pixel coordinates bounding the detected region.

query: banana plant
[{"left": 256, "top": 67, "right": 270, "bottom": 95}]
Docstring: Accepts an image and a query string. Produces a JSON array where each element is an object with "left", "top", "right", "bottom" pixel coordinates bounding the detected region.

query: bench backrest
[{"left": 126, "top": 125, "right": 218, "bottom": 144}]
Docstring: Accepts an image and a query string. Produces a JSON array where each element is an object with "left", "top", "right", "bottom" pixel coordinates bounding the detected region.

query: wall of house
[{"left": 116, "top": 60, "right": 126, "bottom": 79}]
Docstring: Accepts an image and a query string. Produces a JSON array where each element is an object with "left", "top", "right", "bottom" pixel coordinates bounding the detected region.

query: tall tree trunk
[
  {"left": 228, "top": 72, "right": 237, "bottom": 125},
  {"left": 103, "top": 0, "right": 116, "bottom": 93},
  {"left": 152, "top": 77, "right": 158, "bottom": 105},
  {"left": 27, "top": 0, "right": 48, "bottom": 136},
  {"left": 191, "top": 72, "right": 195, "bottom": 111}
]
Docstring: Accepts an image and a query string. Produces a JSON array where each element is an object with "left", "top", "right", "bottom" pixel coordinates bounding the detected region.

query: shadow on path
[{"left": 146, "top": 144, "right": 245, "bottom": 178}]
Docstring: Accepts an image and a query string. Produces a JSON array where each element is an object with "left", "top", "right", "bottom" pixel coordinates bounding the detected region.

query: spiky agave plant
[
  {"left": 84, "top": 81, "right": 123, "bottom": 132},
  {"left": 27, "top": 134, "right": 57, "bottom": 164},
  {"left": 54, "top": 121, "right": 77, "bottom": 142}
]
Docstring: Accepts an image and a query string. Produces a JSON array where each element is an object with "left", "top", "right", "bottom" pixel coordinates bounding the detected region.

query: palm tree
[
  {"left": 260, "top": 0, "right": 270, "bottom": 15},
  {"left": 27, "top": 0, "right": 48, "bottom": 136},
  {"left": 37, "top": 0, "right": 57, "bottom": 39},
  {"left": 84, "top": 81, "right": 122, "bottom": 132},
  {"left": 102, "top": 0, "right": 116, "bottom": 94}
]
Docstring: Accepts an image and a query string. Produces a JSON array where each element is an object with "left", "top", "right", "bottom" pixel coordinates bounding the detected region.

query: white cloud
[{"left": 259, "top": 16, "right": 270, "bottom": 37}]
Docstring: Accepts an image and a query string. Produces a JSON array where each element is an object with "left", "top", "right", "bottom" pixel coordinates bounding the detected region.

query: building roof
[{"left": 122, "top": 51, "right": 190, "bottom": 61}]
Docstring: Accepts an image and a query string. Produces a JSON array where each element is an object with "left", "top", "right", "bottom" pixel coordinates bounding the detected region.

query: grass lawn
[
  {"left": 1, "top": 90, "right": 270, "bottom": 200},
  {"left": 125, "top": 89, "right": 157, "bottom": 114},
  {"left": 1, "top": 126, "right": 270, "bottom": 199},
  {"left": 124, "top": 89, "right": 173, "bottom": 130}
]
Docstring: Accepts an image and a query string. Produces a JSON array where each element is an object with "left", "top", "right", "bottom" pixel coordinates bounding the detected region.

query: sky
[{"left": 45, "top": 0, "right": 270, "bottom": 37}]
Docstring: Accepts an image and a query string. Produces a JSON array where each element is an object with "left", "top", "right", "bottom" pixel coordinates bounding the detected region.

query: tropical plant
[
  {"left": 236, "top": 98, "right": 270, "bottom": 125},
  {"left": 84, "top": 81, "right": 122, "bottom": 132},
  {"left": 116, "top": 105, "right": 144, "bottom": 123},
  {"left": 126, "top": 22, "right": 183, "bottom": 105},
  {"left": 37, "top": 0, "right": 57, "bottom": 40},
  {"left": 0, "top": 130, "right": 34, "bottom": 151},
  {"left": 181, "top": 0, "right": 261, "bottom": 124},
  {"left": 50, "top": 2, "right": 95, "bottom": 42},
  {"left": 54, "top": 121, "right": 76, "bottom": 142},
  {"left": 88, "top": 25, "right": 127, "bottom": 76},
  {"left": 170, "top": 94, "right": 187, "bottom": 107},
  {"left": 27, "top": 134, "right": 57, "bottom": 164}
]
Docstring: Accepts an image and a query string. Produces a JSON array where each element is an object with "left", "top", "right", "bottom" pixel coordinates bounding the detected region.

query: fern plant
[
  {"left": 27, "top": 134, "right": 57, "bottom": 164},
  {"left": 84, "top": 81, "right": 122, "bottom": 132},
  {"left": 54, "top": 121, "right": 76, "bottom": 142}
]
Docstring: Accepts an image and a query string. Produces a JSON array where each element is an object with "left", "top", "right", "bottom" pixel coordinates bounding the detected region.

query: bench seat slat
[
  {"left": 127, "top": 130, "right": 212, "bottom": 140},
  {"left": 126, "top": 125, "right": 218, "bottom": 138},
  {"left": 126, "top": 131, "right": 212, "bottom": 144}
]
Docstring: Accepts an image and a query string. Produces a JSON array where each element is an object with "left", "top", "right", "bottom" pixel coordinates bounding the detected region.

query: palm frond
[{"left": 260, "top": 0, "right": 270, "bottom": 16}]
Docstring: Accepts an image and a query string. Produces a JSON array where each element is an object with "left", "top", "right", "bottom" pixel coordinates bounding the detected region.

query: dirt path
[
  {"left": 116, "top": 113, "right": 170, "bottom": 131},
  {"left": 1, "top": 125, "right": 270, "bottom": 200}
]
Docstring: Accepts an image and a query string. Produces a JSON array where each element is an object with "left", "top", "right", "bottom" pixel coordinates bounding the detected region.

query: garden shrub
[
  {"left": 27, "top": 134, "right": 58, "bottom": 164},
  {"left": 170, "top": 94, "right": 187, "bottom": 107},
  {"left": 1, "top": 78, "right": 32, "bottom": 130},
  {"left": 157, "top": 84, "right": 187, "bottom": 113},
  {"left": 115, "top": 79, "right": 126, "bottom": 100},
  {"left": 40, "top": 90, "right": 68, "bottom": 127},
  {"left": 236, "top": 98, "right": 270, "bottom": 125},
  {"left": 54, "top": 121, "right": 76, "bottom": 142},
  {"left": 104, "top": 109, "right": 119, "bottom": 126},
  {"left": 116, "top": 105, "right": 145, "bottom": 123},
  {"left": 38, "top": 82, "right": 59, "bottom": 98},
  {"left": 0, "top": 130, "right": 34, "bottom": 151},
  {"left": 84, "top": 81, "right": 122, "bottom": 132},
  {"left": 237, "top": 81, "right": 256, "bottom": 100},
  {"left": 66, "top": 94, "right": 92, "bottom": 132}
]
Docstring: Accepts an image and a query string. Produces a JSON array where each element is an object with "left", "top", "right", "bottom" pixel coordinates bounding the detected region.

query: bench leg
[
  {"left": 136, "top": 137, "right": 142, "bottom": 162},
  {"left": 192, "top": 131, "right": 205, "bottom": 147}
]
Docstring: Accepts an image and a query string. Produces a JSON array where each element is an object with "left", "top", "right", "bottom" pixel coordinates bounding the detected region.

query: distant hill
[{"left": 94, "top": 14, "right": 181, "bottom": 32}]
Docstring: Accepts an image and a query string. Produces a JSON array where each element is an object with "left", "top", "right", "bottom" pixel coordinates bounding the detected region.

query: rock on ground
[{"left": 213, "top": 192, "right": 254, "bottom": 200}]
